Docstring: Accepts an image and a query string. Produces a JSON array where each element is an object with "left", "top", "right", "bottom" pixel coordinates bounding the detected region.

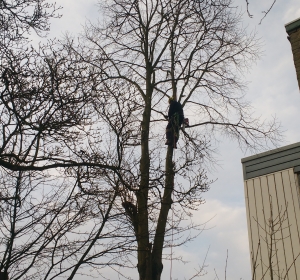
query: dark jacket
[{"left": 168, "top": 100, "right": 184, "bottom": 125}]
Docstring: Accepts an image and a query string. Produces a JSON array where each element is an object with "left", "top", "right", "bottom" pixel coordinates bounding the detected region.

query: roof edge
[
  {"left": 241, "top": 142, "right": 300, "bottom": 163},
  {"left": 285, "top": 17, "right": 300, "bottom": 33}
]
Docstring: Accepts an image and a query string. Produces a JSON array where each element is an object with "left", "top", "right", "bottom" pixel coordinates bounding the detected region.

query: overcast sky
[{"left": 41, "top": 0, "right": 300, "bottom": 279}]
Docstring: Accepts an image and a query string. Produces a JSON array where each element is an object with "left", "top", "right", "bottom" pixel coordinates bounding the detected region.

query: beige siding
[
  {"left": 259, "top": 175, "right": 276, "bottom": 279},
  {"left": 281, "top": 170, "right": 299, "bottom": 279},
  {"left": 253, "top": 177, "right": 268, "bottom": 279},
  {"left": 244, "top": 168, "right": 300, "bottom": 280},
  {"left": 266, "top": 174, "right": 283, "bottom": 280},
  {"left": 245, "top": 179, "right": 261, "bottom": 279},
  {"left": 244, "top": 180, "right": 255, "bottom": 277},
  {"left": 273, "top": 172, "right": 289, "bottom": 279}
]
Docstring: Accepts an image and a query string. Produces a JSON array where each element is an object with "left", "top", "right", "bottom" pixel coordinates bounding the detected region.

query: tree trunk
[
  {"left": 137, "top": 60, "right": 153, "bottom": 278},
  {"left": 137, "top": 104, "right": 152, "bottom": 280},
  {"left": 151, "top": 146, "right": 174, "bottom": 280},
  {"left": 138, "top": 145, "right": 174, "bottom": 280}
]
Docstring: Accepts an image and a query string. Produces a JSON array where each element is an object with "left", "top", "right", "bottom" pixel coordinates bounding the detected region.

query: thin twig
[
  {"left": 259, "top": 0, "right": 276, "bottom": 24},
  {"left": 245, "top": 0, "right": 253, "bottom": 18}
]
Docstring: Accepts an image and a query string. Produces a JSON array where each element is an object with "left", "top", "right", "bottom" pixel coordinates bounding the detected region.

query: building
[
  {"left": 242, "top": 17, "right": 300, "bottom": 280},
  {"left": 242, "top": 144, "right": 300, "bottom": 279}
]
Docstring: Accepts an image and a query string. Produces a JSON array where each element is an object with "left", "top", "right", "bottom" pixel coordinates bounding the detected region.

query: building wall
[
  {"left": 286, "top": 17, "right": 300, "bottom": 90},
  {"left": 244, "top": 168, "right": 300, "bottom": 280}
]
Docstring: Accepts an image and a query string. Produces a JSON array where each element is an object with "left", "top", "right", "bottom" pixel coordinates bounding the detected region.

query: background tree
[{"left": 1, "top": 1, "right": 136, "bottom": 279}]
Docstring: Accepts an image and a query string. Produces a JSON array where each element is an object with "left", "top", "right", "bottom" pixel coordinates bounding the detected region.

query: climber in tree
[{"left": 165, "top": 97, "right": 184, "bottom": 148}]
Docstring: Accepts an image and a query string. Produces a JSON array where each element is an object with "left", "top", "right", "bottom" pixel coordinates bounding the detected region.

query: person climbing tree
[{"left": 165, "top": 97, "right": 184, "bottom": 148}]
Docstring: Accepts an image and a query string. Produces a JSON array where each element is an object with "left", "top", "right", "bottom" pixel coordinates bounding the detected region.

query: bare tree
[
  {"left": 0, "top": 34, "right": 137, "bottom": 280},
  {"left": 1, "top": 1, "right": 137, "bottom": 279},
  {"left": 0, "top": 0, "right": 281, "bottom": 279},
  {"left": 0, "top": 167, "right": 140, "bottom": 279},
  {"left": 65, "top": 0, "right": 280, "bottom": 279},
  {"left": 0, "top": 0, "right": 61, "bottom": 63}
]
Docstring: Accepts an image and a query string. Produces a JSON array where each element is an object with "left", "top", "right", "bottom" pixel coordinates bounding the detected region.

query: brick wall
[{"left": 286, "top": 18, "right": 300, "bottom": 90}]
